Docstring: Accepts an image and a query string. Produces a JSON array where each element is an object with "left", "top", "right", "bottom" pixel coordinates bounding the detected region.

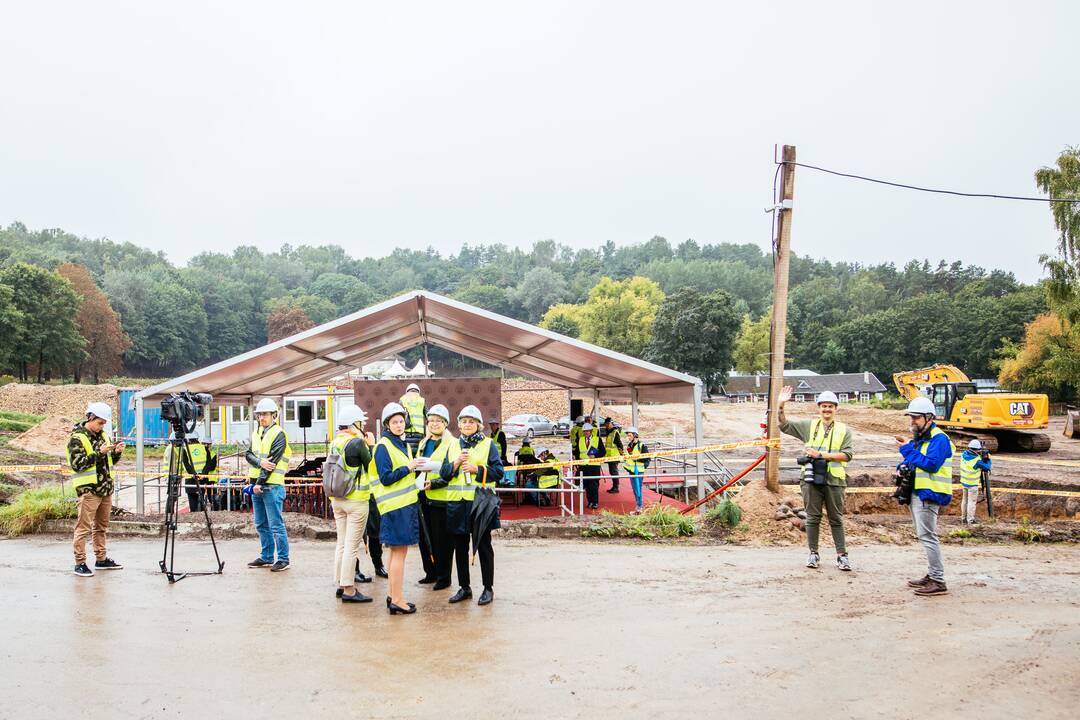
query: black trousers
[
  {"left": 417, "top": 495, "right": 437, "bottom": 578},
  {"left": 582, "top": 469, "right": 601, "bottom": 506},
  {"left": 452, "top": 531, "right": 494, "bottom": 590},
  {"left": 185, "top": 488, "right": 203, "bottom": 512},
  {"left": 606, "top": 461, "right": 621, "bottom": 490},
  {"left": 427, "top": 503, "right": 452, "bottom": 583},
  {"left": 365, "top": 497, "right": 383, "bottom": 570}
]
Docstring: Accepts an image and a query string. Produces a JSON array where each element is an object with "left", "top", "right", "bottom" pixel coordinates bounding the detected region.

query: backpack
[{"left": 322, "top": 448, "right": 356, "bottom": 499}]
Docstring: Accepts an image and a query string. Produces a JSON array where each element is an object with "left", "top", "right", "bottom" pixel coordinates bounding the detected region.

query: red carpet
[{"left": 499, "top": 471, "right": 688, "bottom": 521}]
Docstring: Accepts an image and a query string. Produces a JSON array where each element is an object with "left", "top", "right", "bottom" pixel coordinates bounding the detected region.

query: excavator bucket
[{"left": 1065, "top": 410, "right": 1080, "bottom": 439}]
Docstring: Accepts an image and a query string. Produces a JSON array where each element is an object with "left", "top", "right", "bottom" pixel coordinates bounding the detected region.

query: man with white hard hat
[
  {"left": 958, "top": 438, "right": 992, "bottom": 525},
  {"left": 896, "top": 396, "right": 954, "bottom": 597},
  {"left": 572, "top": 421, "right": 605, "bottom": 510},
  {"left": 245, "top": 398, "right": 293, "bottom": 572},
  {"left": 69, "top": 402, "right": 125, "bottom": 577},
  {"left": 399, "top": 383, "right": 427, "bottom": 453},
  {"left": 778, "top": 385, "right": 855, "bottom": 572}
]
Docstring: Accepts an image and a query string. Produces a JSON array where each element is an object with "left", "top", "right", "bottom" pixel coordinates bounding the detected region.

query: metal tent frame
[{"left": 132, "top": 290, "right": 705, "bottom": 513}]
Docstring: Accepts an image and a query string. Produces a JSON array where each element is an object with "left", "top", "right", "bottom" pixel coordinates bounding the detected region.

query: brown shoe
[
  {"left": 913, "top": 579, "right": 948, "bottom": 596},
  {"left": 907, "top": 575, "right": 931, "bottom": 588}
]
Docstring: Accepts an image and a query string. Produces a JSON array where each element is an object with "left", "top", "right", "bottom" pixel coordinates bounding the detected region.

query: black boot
[{"left": 448, "top": 587, "right": 473, "bottom": 604}]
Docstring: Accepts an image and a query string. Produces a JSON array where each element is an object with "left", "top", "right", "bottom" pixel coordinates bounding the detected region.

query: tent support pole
[
  {"left": 630, "top": 386, "right": 639, "bottom": 429},
  {"left": 135, "top": 396, "right": 145, "bottom": 515},
  {"left": 693, "top": 382, "right": 705, "bottom": 509}
]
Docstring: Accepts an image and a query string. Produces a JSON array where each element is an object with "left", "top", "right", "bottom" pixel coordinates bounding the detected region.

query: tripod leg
[{"left": 201, "top": 481, "right": 225, "bottom": 573}]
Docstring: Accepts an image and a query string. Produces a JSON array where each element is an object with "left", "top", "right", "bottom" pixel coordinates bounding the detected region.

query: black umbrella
[{"left": 470, "top": 486, "right": 501, "bottom": 559}]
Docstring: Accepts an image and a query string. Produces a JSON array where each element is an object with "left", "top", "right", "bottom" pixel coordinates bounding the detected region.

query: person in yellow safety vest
[
  {"left": 573, "top": 422, "right": 605, "bottom": 510},
  {"left": 373, "top": 401, "right": 430, "bottom": 615},
  {"left": 447, "top": 405, "right": 504, "bottom": 607},
  {"left": 328, "top": 404, "right": 377, "bottom": 604},
  {"left": 488, "top": 418, "right": 508, "bottom": 466},
  {"left": 164, "top": 431, "right": 217, "bottom": 513},
  {"left": 399, "top": 383, "right": 427, "bottom": 452},
  {"left": 778, "top": 386, "right": 855, "bottom": 572},
  {"left": 68, "top": 402, "right": 125, "bottom": 577},
  {"left": 536, "top": 447, "right": 561, "bottom": 507},
  {"left": 568, "top": 416, "right": 584, "bottom": 447},
  {"left": 896, "top": 396, "right": 955, "bottom": 597},
  {"left": 245, "top": 398, "right": 293, "bottom": 572},
  {"left": 601, "top": 417, "right": 625, "bottom": 494},
  {"left": 417, "top": 404, "right": 461, "bottom": 592},
  {"left": 622, "top": 427, "right": 651, "bottom": 514},
  {"left": 515, "top": 439, "right": 537, "bottom": 488},
  {"left": 958, "top": 439, "right": 992, "bottom": 525}
]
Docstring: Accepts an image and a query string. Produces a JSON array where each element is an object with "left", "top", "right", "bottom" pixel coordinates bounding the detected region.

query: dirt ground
[{"left": 0, "top": 537, "right": 1077, "bottom": 719}]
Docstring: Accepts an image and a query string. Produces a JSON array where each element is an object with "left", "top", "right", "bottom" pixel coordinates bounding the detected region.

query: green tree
[
  {"left": 997, "top": 314, "right": 1080, "bottom": 400},
  {"left": 309, "top": 273, "right": 380, "bottom": 315},
  {"left": 0, "top": 283, "right": 23, "bottom": 373},
  {"left": 573, "top": 276, "right": 664, "bottom": 357},
  {"left": 0, "top": 263, "right": 84, "bottom": 382},
  {"left": 1036, "top": 146, "right": 1080, "bottom": 319},
  {"left": 453, "top": 283, "right": 515, "bottom": 317},
  {"left": 646, "top": 288, "right": 741, "bottom": 391},
  {"left": 509, "top": 267, "right": 569, "bottom": 323},
  {"left": 540, "top": 303, "right": 584, "bottom": 338},
  {"left": 732, "top": 314, "right": 771, "bottom": 374}
]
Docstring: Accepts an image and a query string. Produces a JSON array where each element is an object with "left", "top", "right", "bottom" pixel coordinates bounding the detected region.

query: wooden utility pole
[{"left": 764, "top": 145, "right": 796, "bottom": 493}]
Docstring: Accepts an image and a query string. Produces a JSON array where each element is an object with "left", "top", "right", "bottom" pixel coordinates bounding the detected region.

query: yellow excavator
[{"left": 893, "top": 364, "right": 1051, "bottom": 453}]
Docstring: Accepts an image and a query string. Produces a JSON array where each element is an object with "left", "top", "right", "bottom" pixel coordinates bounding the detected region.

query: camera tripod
[{"left": 160, "top": 429, "right": 225, "bottom": 583}]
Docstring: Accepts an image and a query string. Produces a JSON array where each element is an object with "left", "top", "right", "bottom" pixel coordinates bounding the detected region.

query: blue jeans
[
  {"left": 252, "top": 484, "right": 289, "bottom": 562},
  {"left": 630, "top": 471, "right": 644, "bottom": 509}
]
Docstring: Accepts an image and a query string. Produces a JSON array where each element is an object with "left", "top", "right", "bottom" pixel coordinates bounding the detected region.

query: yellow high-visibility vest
[
  {"left": 447, "top": 437, "right": 493, "bottom": 502},
  {"left": 400, "top": 394, "right": 426, "bottom": 434},
  {"left": 959, "top": 454, "right": 982, "bottom": 488},
  {"left": 330, "top": 430, "right": 373, "bottom": 502},
  {"left": 804, "top": 420, "right": 848, "bottom": 481},
  {"left": 422, "top": 435, "right": 462, "bottom": 502},
  {"left": 248, "top": 424, "right": 292, "bottom": 485},
  {"left": 67, "top": 431, "right": 110, "bottom": 490},
  {"left": 372, "top": 437, "right": 419, "bottom": 514},
  {"left": 914, "top": 426, "right": 954, "bottom": 498}
]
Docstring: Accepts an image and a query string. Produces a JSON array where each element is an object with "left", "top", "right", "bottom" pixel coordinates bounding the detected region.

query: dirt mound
[
  {"left": 731, "top": 480, "right": 804, "bottom": 543},
  {"left": 0, "top": 383, "right": 119, "bottom": 419},
  {"left": 10, "top": 415, "right": 78, "bottom": 457},
  {"left": 502, "top": 380, "right": 567, "bottom": 421}
]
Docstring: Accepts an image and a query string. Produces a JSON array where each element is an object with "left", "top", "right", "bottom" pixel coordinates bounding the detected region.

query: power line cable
[{"left": 779, "top": 161, "right": 1080, "bottom": 203}]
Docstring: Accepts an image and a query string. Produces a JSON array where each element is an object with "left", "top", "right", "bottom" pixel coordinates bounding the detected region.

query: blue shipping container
[{"left": 119, "top": 389, "right": 171, "bottom": 446}]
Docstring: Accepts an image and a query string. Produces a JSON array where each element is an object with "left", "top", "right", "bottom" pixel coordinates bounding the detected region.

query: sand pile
[
  {"left": 9, "top": 416, "right": 79, "bottom": 457},
  {"left": 502, "top": 380, "right": 568, "bottom": 421},
  {"left": 0, "top": 383, "right": 119, "bottom": 419},
  {"left": 730, "top": 480, "right": 805, "bottom": 543}
]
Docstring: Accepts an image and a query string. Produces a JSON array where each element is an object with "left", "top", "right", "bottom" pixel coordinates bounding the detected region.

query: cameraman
[
  {"left": 778, "top": 386, "right": 853, "bottom": 571},
  {"left": 245, "top": 398, "right": 293, "bottom": 572},
  {"left": 959, "top": 439, "right": 991, "bottom": 525},
  {"left": 69, "top": 402, "right": 124, "bottom": 577},
  {"left": 895, "top": 397, "right": 954, "bottom": 597}
]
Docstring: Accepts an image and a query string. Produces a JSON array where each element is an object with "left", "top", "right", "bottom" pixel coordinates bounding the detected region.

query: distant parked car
[
  {"left": 553, "top": 416, "right": 571, "bottom": 436},
  {"left": 502, "top": 414, "right": 555, "bottom": 439}
]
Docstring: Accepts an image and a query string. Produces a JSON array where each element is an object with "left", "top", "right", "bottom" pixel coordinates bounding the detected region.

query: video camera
[
  {"left": 796, "top": 454, "right": 829, "bottom": 485},
  {"left": 160, "top": 391, "right": 213, "bottom": 438},
  {"left": 893, "top": 464, "right": 915, "bottom": 505}
]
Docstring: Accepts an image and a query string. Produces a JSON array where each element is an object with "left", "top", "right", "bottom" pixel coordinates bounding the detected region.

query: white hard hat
[
  {"left": 582, "top": 423, "right": 594, "bottom": 431},
  {"left": 337, "top": 404, "right": 367, "bottom": 428},
  {"left": 457, "top": 404, "right": 483, "bottom": 423},
  {"left": 904, "top": 397, "right": 937, "bottom": 416},
  {"left": 816, "top": 391, "right": 839, "bottom": 406},
  {"left": 382, "top": 402, "right": 407, "bottom": 424},
  {"left": 86, "top": 402, "right": 112, "bottom": 423},
  {"left": 626, "top": 426, "right": 639, "bottom": 435},
  {"left": 535, "top": 446, "right": 549, "bottom": 455},
  {"left": 254, "top": 398, "right": 279, "bottom": 414},
  {"left": 575, "top": 416, "right": 584, "bottom": 423},
  {"left": 427, "top": 404, "right": 450, "bottom": 423},
  {"left": 968, "top": 439, "right": 983, "bottom": 450},
  {"left": 405, "top": 383, "right": 421, "bottom": 393}
]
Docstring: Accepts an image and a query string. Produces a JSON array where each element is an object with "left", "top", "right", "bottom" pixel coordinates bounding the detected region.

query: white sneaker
[
  {"left": 836, "top": 555, "right": 852, "bottom": 572},
  {"left": 806, "top": 552, "right": 820, "bottom": 569}
]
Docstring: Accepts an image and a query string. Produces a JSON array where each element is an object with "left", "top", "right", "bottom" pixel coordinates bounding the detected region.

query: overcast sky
[{"left": 1, "top": 2, "right": 1075, "bottom": 282}]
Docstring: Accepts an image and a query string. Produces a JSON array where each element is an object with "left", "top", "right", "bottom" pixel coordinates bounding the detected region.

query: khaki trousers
[
  {"left": 73, "top": 492, "right": 112, "bottom": 564},
  {"left": 332, "top": 498, "right": 370, "bottom": 587}
]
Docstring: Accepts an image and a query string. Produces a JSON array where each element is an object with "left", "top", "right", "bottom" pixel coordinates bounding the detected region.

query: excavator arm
[{"left": 892, "top": 364, "right": 972, "bottom": 400}]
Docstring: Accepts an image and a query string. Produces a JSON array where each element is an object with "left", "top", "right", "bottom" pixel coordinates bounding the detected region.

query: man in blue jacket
[
  {"left": 959, "top": 439, "right": 992, "bottom": 525},
  {"left": 895, "top": 397, "right": 954, "bottom": 597}
]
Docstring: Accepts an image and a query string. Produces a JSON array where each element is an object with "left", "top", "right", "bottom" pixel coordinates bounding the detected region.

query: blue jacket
[
  {"left": 898, "top": 423, "right": 953, "bottom": 505},
  {"left": 374, "top": 432, "right": 414, "bottom": 487},
  {"left": 960, "top": 449, "right": 992, "bottom": 472}
]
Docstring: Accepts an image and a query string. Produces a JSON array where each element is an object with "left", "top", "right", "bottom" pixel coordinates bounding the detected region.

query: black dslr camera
[
  {"left": 797, "top": 454, "right": 830, "bottom": 485},
  {"left": 160, "top": 391, "right": 213, "bottom": 438},
  {"left": 893, "top": 464, "right": 916, "bottom": 505}
]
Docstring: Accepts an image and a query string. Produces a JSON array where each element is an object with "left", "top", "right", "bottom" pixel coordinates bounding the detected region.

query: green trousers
[{"left": 800, "top": 481, "right": 847, "bottom": 555}]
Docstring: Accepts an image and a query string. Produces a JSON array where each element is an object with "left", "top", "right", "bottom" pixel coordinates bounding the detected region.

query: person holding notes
[{"left": 416, "top": 404, "right": 461, "bottom": 592}]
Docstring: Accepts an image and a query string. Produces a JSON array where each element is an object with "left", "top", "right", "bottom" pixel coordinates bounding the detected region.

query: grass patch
[
  {"left": 1013, "top": 518, "right": 1043, "bottom": 544},
  {"left": 0, "top": 410, "right": 45, "bottom": 433},
  {"left": 948, "top": 528, "right": 973, "bottom": 539},
  {"left": 703, "top": 497, "right": 743, "bottom": 527},
  {"left": 582, "top": 503, "right": 697, "bottom": 540},
  {"left": 0, "top": 483, "right": 78, "bottom": 537}
]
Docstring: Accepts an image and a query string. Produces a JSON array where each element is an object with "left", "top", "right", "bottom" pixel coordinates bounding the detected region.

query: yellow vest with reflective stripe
[
  {"left": 248, "top": 424, "right": 292, "bottom": 485},
  {"left": 422, "top": 435, "right": 462, "bottom": 502},
  {"left": 804, "top": 420, "right": 848, "bottom": 481},
  {"left": 914, "top": 426, "right": 954, "bottom": 497},
  {"left": 400, "top": 394, "right": 426, "bottom": 434},
  {"left": 447, "top": 437, "right": 493, "bottom": 502},
  {"left": 604, "top": 429, "right": 622, "bottom": 458},
  {"left": 538, "top": 460, "right": 561, "bottom": 489},
  {"left": 577, "top": 433, "right": 599, "bottom": 466},
  {"left": 959, "top": 454, "right": 982, "bottom": 487},
  {"left": 569, "top": 425, "right": 582, "bottom": 446},
  {"left": 373, "top": 437, "right": 418, "bottom": 514},
  {"left": 67, "top": 432, "right": 109, "bottom": 490},
  {"left": 330, "top": 430, "right": 372, "bottom": 502},
  {"left": 623, "top": 441, "right": 646, "bottom": 474}
]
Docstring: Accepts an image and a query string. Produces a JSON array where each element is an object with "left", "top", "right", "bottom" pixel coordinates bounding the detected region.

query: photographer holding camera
[
  {"left": 245, "top": 398, "right": 293, "bottom": 572},
  {"left": 959, "top": 439, "right": 991, "bottom": 525},
  {"left": 895, "top": 397, "right": 954, "bottom": 597},
  {"left": 778, "top": 386, "right": 854, "bottom": 571}
]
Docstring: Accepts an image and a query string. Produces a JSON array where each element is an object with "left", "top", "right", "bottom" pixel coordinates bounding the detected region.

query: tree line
[{"left": 0, "top": 215, "right": 1062, "bottom": 397}]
